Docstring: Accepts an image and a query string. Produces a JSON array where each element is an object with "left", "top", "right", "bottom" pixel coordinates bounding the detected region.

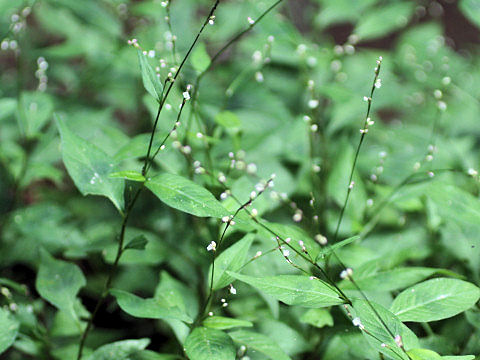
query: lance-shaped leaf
[
  {"left": 111, "top": 289, "right": 193, "bottom": 323},
  {"left": 145, "top": 173, "right": 228, "bottom": 218},
  {"left": 35, "top": 249, "right": 86, "bottom": 320},
  {"left": 184, "top": 327, "right": 235, "bottom": 360},
  {"left": 228, "top": 273, "right": 345, "bottom": 308},
  {"left": 390, "top": 278, "right": 480, "bottom": 322},
  {"left": 56, "top": 115, "right": 125, "bottom": 212},
  {"left": 138, "top": 49, "right": 163, "bottom": 102}
]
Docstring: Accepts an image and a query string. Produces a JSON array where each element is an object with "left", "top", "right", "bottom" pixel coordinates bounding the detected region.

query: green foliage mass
[{"left": 1, "top": 0, "right": 480, "bottom": 359}]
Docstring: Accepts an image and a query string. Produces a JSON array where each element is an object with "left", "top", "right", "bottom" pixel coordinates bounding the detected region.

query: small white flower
[
  {"left": 308, "top": 99, "right": 319, "bottom": 109},
  {"left": 349, "top": 181, "right": 355, "bottom": 189},
  {"left": 285, "top": 237, "right": 291, "bottom": 243},
  {"left": 340, "top": 268, "right": 353, "bottom": 279},
  {"left": 363, "top": 96, "right": 371, "bottom": 102},
  {"left": 314, "top": 234, "right": 328, "bottom": 245},
  {"left": 292, "top": 212, "right": 302, "bottom": 222},
  {"left": 229, "top": 284, "right": 237, "bottom": 294},
  {"left": 254, "top": 251, "right": 262, "bottom": 258},
  {"left": 250, "top": 191, "right": 257, "bottom": 199},
  {"left": 246, "top": 163, "right": 257, "bottom": 174},
  {"left": 374, "top": 78, "right": 382, "bottom": 88},
  {"left": 251, "top": 208, "right": 258, "bottom": 217},
  {"left": 247, "top": 17, "right": 255, "bottom": 25},
  {"left": 283, "top": 249, "right": 290, "bottom": 257},
  {"left": 255, "top": 71, "right": 264, "bottom": 83},
  {"left": 206, "top": 241, "right": 217, "bottom": 252},
  {"left": 352, "top": 317, "right": 363, "bottom": 329},
  {"left": 222, "top": 216, "right": 230, "bottom": 223},
  {"left": 442, "top": 76, "right": 451, "bottom": 86},
  {"left": 220, "top": 192, "right": 228, "bottom": 200},
  {"left": 437, "top": 101, "right": 447, "bottom": 111},
  {"left": 183, "top": 91, "right": 191, "bottom": 101},
  {"left": 394, "top": 335, "right": 403, "bottom": 347},
  {"left": 468, "top": 168, "right": 478, "bottom": 176}
]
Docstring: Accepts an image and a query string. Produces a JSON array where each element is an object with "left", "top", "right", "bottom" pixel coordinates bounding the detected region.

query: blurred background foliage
[{"left": 1, "top": 0, "right": 480, "bottom": 359}]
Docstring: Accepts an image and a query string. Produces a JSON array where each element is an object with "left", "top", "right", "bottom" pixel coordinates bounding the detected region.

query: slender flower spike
[{"left": 206, "top": 241, "right": 216, "bottom": 252}]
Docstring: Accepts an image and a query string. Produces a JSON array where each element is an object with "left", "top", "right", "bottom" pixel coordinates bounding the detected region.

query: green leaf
[
  {"left": 184, "top": 327, "right": 235, "bottom": 360},
  {"left": 203, "top": 316, "right": 253, "bottom": 330},
  {"left": 459, "top": 0, "right": 480, "bottom": 29},
  {"left": 229, "top": 330, "right": 291, "bottom": 360},
  {"left": 138, "top": 49, "right": 163, "bottom": 102},
  {"left": 124, "top": 235, "right": 148, "bottom": 251},
  {"left": 354, "top": 2, "right": 415, "bottom": 40},
  {"left": 111, "top": 289, "right": 193, "bottom": 323},
  {"left": 390, "top": 278, "right": 480, "bottom": 322},
  {"left": 17, "top": 91, "right": 54, "bottom": 138},
  {"left": 145, "top": 173, "right": 228, "bottom": 218},
  {"left": 442, "top": 356, "right": 475, "bottom": 360},
  {"left": 56, "top": 115, "right": 125, "bottom": 212},
  {"left": 109, "top": 171, "right": 146, "bottom": 182},
  {"left": 86, "top": 339, "right": 150, "bottom": 360},
  {"left": 210, "top": 234, "right": 254, "bottom": 290},
  {"left": 154, "top": 271, "right": 199, "bottom": 320},
  {"left": 352, "top": 300, "right": 419, "bottom": 360},
  {"left": 191, "top": 42, "right": 211, "bottom": 73},
  {"left": 0, "top": 308, "right": 19, "bottom": 355},
  {"left": 228, "top": 272, "right": 345, "bottom": 308},
  {"left": 35, "top": 249, "right": 86, "bottom": 320},
  {"left": 300, "top": 308, "right": 334, "bottom": 328},
  {"left": 407, "top": 349, "right": 442, "bottom": 360},
  {"left": 340, "top": 267, "right": 452, "bottom": 292}
]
